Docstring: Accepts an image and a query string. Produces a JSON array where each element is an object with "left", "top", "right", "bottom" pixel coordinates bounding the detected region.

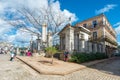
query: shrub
[{"left": 69, "top": 52, "right": 108, "bottom": 63}]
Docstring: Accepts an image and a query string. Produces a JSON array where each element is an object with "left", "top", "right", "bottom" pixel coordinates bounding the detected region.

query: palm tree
[{"left": 45, "top": 47, "right": 57, "bottom": 64}]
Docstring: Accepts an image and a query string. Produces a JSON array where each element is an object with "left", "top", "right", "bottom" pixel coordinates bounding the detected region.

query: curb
[
  {"left": 17, "top": 56, "right": 117, "bottom": 76},
  {"left": 16, "top": 56, "right": 42, "bottom": 74},
  {"left": 81, "top": 57, "right": 117, "bottom": 66}
]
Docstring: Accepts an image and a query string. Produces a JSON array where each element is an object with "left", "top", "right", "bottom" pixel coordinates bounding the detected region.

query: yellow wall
[{"left": 76, "top": 15, "right": 103, "bottom": 28}]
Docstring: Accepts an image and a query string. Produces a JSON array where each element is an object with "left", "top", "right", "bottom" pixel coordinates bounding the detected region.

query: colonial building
[
  {"left": 59, "top": 14, "right": 117, "bottom": 56},
  {"left": 58, "top": 24, "right": 91, "bottom": 53}
]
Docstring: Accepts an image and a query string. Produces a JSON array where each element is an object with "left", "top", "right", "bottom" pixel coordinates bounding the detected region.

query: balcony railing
[
  {"left": 105, "top": 26, "right": 116, "bottom": 38},
  {"left": 89, "top": 35, "right": 117, "bottom": 46},
  {"left": 80, "top": 36, "right": 85, "bottom": 40},
  {"left": 104, "top": 35, "right": 117, "bottom": 46}
]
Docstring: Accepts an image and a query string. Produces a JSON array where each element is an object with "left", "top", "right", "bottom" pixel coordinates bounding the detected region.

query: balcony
[
  {"left": 105, "top": 26, "right": 116, "bottom": 38},
  {"left": 104, "top": 35, "right": 117, "bottom": 46},
  {"left": 80, "top": 36, "right": 85, "bottom": 40},
  {"left": 88, "top": 35, "right": 117, "bottom": 46},
  {"left": 88, "top": 36, "right": 103, "bottom": 42}
]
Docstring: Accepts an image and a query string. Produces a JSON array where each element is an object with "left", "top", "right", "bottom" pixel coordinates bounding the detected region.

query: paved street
[
  {"left": 0, "top": 54, "right": 120, "bottom": 80},
  {"left": 0, "top": 54, "right": 62, "bottom": 80},
  {"left": 90, "top": 57, "right": 120, "bottom": 76}
]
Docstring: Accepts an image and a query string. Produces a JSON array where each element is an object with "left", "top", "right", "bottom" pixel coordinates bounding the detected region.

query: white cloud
[
  {"left": 114, "top": 22, "right": 120, "bottom": 35},
  {"left": 115, "top": 25, "right": 120, "bottom": 35},
  {"left": 0, "top": 19, "right": 13, "bottom": 34},
  {"left": 0, "top": 0, "right": 77, "bottom": 22},
  {"left": 0, "top": 0, "right": 77, "bottom": 46},
  {"left": 15, "top": 30, "right": 31, "bottom": 42},
  {"left": 12, "top": 28, "right": 37, "bottom": 44},
  {"left": 0, "top": 2, "right": 3, "bottom": 12},
  {"left": 117, "top": 42, "right": 120, "bottom": 45},
  {"left": 95, "top": 4, "right": 117, "bottom": 14},
  {"left": 114, "top": 22, "right": 120, "bottom": 45},
  {"left": 2, "top": 0, "right": 48, "bottom": 12},
  {"left": 0, "top": 2, "right": 5, "bottom": 14},
  {"left": 62, "top": 9, "right": 77, "bottom": 22},
  {"left": 113, "top": 22, "right": 120, "bottom": 27}
]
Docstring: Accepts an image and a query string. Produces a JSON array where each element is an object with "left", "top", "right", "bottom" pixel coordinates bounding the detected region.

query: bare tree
[{"left": 4, "top": 1, "right": 71, "bottom": 51}]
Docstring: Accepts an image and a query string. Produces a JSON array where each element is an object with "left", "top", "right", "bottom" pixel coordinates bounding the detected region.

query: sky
[
  {"left": 0, "top": 0, "right": 120, "bottom": 46},
  {"left": 59, "top": 0, "right": 120, "bottom": 44}
]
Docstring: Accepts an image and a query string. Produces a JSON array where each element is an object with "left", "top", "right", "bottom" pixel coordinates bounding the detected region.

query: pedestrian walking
[
  {"left": 20, "top": 50, "right": 24, "bottom": 56},
  {"left": 64, "top": 49, "right": 69, "bottom": 62},
  {"left": 26, "top": 50, "right": 32, "bottom": 56},
  {"left": 10, "top": 51, "right": 15, "bottom": 61}
]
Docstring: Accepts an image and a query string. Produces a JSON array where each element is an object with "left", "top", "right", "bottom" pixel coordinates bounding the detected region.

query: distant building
[{"left": 59, "top": 14, "right": 117, "bottom": 57}]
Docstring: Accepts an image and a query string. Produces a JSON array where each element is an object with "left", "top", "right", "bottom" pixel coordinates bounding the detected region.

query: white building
[{"left": 58, "top": 24, "right": 91, "bottom": 53}]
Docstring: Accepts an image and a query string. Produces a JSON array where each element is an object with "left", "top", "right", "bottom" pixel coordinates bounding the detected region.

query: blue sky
[
  {"left": 0, "top": 0, "right": 120, "bottom": 46},
  {"left": 59, "top": 0, "right": 119, "bottom": 25},
  {"left": 59, "top": 0, "right": 120, "bottom": 44},
  {"left": 3, "top": 0, "right": 119, "bottom": 24}
]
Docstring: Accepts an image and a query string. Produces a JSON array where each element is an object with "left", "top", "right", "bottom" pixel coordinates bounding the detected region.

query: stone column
[
  {"left": 85, "top": 41, "right": 87, "bottom": 52},
  {"left": 99, "top": 45, "right": 101, "bottom": 53},
  {"left": 94, "top": 43, "right": 97, "bottom": 53},
  {"left": 65, "top": 32, "right": 69, "bottom": 50},
  {"left": 42, "top": 23, "right": 47, "bottom": 43},
  {"left": 102, "top": 42, "right": 106, "bottom": 53},
  {"left": 69, "top": 28, "right": 74, "bottom": 52},
  {"left": 74, "top": 34, "right": 77, "bottom": 51},
  {"left": 60, "top": 37, "right": 62, "bottom": 50},
  {"left": 36, "top": 39, "right": 41, "bottom": 53},
  {"left": 77, "top": 34, "right": 79, "bottom": 51},
  {"left": 79, "top": 40, "right": 81, "bottom": 52},
  {"left": 60, "top": 36, "right": 64, "bottom": 50},
  {"left": 80, "top": 40, "right": 85, "bottom": 52},
  {"left": 89, "top": 42, "right": 92, "bottom": 53},
  {"left": 47, "top": 32, "right": 52, "bottom": 47},
  {"left": 16, "top": 47, "right": 20, "bottom": 54}
]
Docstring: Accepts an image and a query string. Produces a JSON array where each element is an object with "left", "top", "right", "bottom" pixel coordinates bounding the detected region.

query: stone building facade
[
  {"left": 59, "top": 14, "right": 117, "bottom": 56},
  {"left": 58, "top": 24, "right": 91, "bottom": 53}
]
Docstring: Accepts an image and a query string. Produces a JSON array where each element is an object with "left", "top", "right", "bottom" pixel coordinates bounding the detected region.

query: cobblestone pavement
[
  {"left": 0, "top": 54, "right": 120, "bottom": 80},
  {"left": 90, "top": 57, "right": 120, "bottom": 76}
]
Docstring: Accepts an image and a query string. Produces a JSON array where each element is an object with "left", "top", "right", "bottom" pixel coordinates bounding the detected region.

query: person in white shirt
[{"left": 10, "top": 50, "right": 15, "bottom": 61}]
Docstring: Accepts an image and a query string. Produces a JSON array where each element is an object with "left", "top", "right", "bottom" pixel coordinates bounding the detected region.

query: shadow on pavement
[{"left": 85, "top": 57, "right": 120, "bottom": 76}]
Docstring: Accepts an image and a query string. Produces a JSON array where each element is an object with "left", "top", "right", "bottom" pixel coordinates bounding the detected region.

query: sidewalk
[{"left": 16, "top": 56, "right": 116, "bottom": 76}]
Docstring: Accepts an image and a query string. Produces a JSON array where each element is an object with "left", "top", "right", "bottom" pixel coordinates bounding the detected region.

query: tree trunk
[{"left": 51, "top": 55, "right": 54, "bottom": 64}]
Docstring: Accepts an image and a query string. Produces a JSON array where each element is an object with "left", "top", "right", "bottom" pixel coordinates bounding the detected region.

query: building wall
[
  {"left": 76, "top": 14, "right": 116, "bottom": 43},
  {"left": 76, "top": 14, "right": 117, "bottom": 55},
  {"left": 65, "top": 26, "right": 74, "bottom": 52},
  {"left": 76, "top": 15, "right": 103, "bottom": 29},
  {"left": 59, "top": 14, "right": 117, "bottom": 56},
  {"left": 104, "top": 28, "right": 116, "bottom": 42},
  {"left": 74, "top": 29, "right": 90, "bottom": 52}
]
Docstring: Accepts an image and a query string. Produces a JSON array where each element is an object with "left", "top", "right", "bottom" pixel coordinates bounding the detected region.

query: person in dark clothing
[{"left": 64, "top": 50, "right": 69, "bottom": 62}]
